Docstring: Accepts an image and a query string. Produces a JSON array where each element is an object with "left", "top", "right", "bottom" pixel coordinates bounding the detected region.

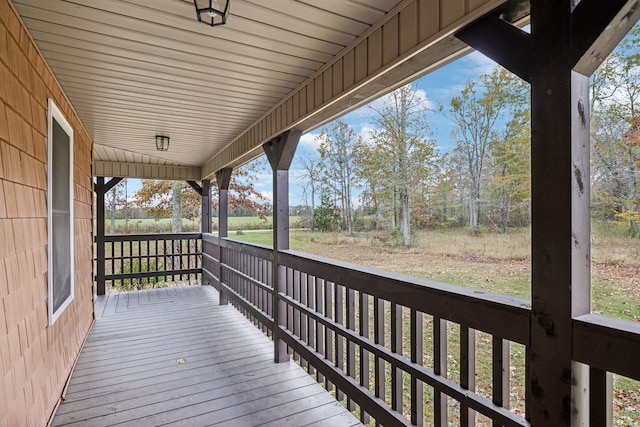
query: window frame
[{"left": 47, "top": 99, "right": 75, "bottom": 325}]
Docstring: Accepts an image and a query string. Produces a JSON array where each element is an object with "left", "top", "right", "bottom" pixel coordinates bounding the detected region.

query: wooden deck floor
[{"left": 52, "top": 286, "right": 361, "bottom": 427}]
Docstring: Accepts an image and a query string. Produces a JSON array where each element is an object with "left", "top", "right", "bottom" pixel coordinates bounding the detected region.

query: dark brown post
[
  {"left": 95, "top": 177, "right": 106, "bottom": 296},
  {"left": 216, "top": 168, "right": 232, "bottom": 305},
  {"left": 94, "top": 177, "right": 122, "bottom": 296},
  {"left": 201, "top": 179, "right": 212, "bottom": 233},
  {"left": 456, "top": 2, "right": 638, "bottom": 424},
  {"left": 263, "top": 129, "right": 302, "bottom": 363}
]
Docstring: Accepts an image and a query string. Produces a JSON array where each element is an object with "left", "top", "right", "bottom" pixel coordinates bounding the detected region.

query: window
[{"left": 48, "top": 99, "right": 74, "bottom": 325}]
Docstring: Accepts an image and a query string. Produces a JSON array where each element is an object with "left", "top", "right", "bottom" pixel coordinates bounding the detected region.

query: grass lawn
[{"left": 103, "top": 216, "right": 302, "bottom": 233}]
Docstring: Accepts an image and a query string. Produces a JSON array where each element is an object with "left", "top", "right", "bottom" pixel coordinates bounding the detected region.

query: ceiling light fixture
[
  {"left": 194, "top": 0, "right": 230, "bottom": 27},
  {"left": 155, "top": 135, "right": 170, "bottom": 152}
]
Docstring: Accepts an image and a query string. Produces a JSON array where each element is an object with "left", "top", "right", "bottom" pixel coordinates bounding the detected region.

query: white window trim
[{"left": 47, "top": 99, "right": 74, "bottom": 325}]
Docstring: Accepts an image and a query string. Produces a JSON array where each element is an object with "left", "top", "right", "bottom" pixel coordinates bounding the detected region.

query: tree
[
  {"left": 367, "top": 83, "right": 438, "bottom": 246},
  {"left": 298, "top": 153, "right": 322, "bottom": 231},
  {"left": 133, "top": 166, "right": 269, "bottom": 231},
  {"left": 317, "top": 121, "right": 361, "bottom": 235},
  {"left": 313, "top": 186, "right": 339, "bottom": 232},
  {"left": 444, "top": 67, "right": 527, "bottom": 233},
  {"left": 105, "top": 178, "right": 127, "bottom": 234},
  {"left": 591, "top": 24, "right": 640, "bottom": 235},
  {"left": 487, "top": 102, "right": 531, "bottom": 232}
]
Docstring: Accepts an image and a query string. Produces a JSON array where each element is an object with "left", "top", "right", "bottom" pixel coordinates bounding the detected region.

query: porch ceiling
[{"left": 13, "top": 0, "right": 520, "bottom": 180}]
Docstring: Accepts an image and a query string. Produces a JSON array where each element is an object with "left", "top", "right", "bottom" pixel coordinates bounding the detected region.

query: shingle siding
[{"left": 0, "top": 1, "right": 94, "bottom": 425}]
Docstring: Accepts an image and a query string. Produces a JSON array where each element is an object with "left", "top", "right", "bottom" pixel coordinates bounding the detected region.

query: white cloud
[
  {"left": 460, "top": 51, "right": 498, "bottom": 77},
  {"left": 259, "top": 191, "right": 273, "bottom": 202},
  {"left": 299, "top": 132, "right": 321, "bottom": 150}
]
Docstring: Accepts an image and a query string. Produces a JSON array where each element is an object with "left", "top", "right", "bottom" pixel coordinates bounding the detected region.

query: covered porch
[{"left": 1, "top": 0, "right": 640, "bottom": 425}]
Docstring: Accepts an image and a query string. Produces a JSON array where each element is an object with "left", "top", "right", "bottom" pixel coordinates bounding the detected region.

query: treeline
[{"left": 299, "top": 25, "right": 640, "bottom": 244}]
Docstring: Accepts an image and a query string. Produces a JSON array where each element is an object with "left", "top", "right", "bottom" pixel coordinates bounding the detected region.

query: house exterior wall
[{"left": 0, "top": 0, "right": 94, "bottom": 425}]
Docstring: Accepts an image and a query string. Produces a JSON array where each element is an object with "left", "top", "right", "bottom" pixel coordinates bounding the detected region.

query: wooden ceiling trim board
[{"left": 95, "top": 161, "right": 199, "bottom": 180}]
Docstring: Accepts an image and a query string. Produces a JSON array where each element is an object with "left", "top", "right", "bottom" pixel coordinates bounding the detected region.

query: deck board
[{"left": 53, "top": 286, "right": 360, "bottom": 427}]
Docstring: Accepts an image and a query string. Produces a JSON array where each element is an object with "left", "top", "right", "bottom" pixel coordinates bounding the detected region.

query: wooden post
[
  {"left": 455, "top": 2, "right": 638, "bottom": 423},
  {"left": 201, "top": 180, "right": 212, "bottom": 233},
  {"left": 216, "top": 168, "right": 232, "bottom": 305},
  {"left": 94, "top": 177, "right": 122, "bottom": 296},
  {"left": 529, "top": 3, "right": 590, "bottom": 423},
  {"left": 263, "top": 129, "right": 302, "bottom": 363}
]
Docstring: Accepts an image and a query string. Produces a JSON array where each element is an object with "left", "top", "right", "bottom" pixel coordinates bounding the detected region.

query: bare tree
[
  {"left": 317, "top": 121, "right": 361, "bottom": 235},
  {"left": 298, "top": 153, "right": 322, "bottom": 231},
  {"left": 368, "top": 83, "right": 437, "bottom": 246},
  {"left": 443, "top": 68, "right": 523, "bottom": 233}
]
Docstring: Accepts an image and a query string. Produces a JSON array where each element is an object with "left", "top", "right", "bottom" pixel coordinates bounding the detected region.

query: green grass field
[{"left": 103, "top": 216, "right": 302, "bottom": 233}]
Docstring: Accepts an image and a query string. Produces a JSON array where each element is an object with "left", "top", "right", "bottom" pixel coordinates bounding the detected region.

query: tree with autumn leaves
[{"left": 133, "top": 166, "right": 268, "bottom": 232}]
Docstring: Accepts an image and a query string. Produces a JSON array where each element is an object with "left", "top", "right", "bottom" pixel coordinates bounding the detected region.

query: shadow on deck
[{"left": 52, "top": 286, "right": 361, "bottom": 427}]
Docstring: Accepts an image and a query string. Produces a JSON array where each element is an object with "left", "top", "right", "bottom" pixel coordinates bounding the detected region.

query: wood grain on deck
[{"left": 52, "top": 286, "right": 361, "bottom": 427}]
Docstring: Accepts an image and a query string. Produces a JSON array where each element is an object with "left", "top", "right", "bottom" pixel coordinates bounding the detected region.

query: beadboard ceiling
[{"left": 13, "top": 0, "right": 406, "bottom": 170}]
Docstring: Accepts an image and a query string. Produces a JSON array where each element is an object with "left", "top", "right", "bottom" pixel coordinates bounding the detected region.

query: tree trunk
[
  {"left": 172, "top": 181, "right": 182, "bottom": 233},
  {"left": 400, "top": 186, "right": 411, "bottom": 246},
  {"left": 109, "top": 191, "right": 116, "bottom": 235}
]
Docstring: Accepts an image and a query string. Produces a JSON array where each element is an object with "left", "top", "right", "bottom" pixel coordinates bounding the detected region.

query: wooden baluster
[
  {"left": 307, "top": 274, "right": 315, "bottom": 375},
  {"left": 324, "top": 279, "right": 334, "bottom": 391},
  {"left": 589, "top": 367, "right": 612, "bottom": 427},
  {"left": 346, "top": 287, "right": 356, "bottom": 411},
  {"left": 390, "top": 302, "right": 403, "bottom": 412},
  {"left": 374, "top": 297, "right": 385, "bottom": 400},
  {"left": 335, "top": 283, "right": 344, "bottom": 401},
  {"left": 411, "top": 309, "right": 424, "bottom": 426},
  {"left": 359, "top": 292, "right": 370, "bottom": 424},
  {"left": 315, "top": 276, "right": 325, "bottom": 384},
  {"left": 433, "top": 316, "right": 448, "bottom": 426},
  {"left": 299, "top": 272, "right": 308, "bottom": 369},
  {"left": 492, "top": 337, "right": 510, "bottom": 427},
  {"left": 460, "top": 326, "right": 476, "bottom": 427}
]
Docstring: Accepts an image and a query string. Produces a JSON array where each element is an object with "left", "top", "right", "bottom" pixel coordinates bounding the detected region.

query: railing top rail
[
  {"left": 281, "top": 249, "right": 532, "bottom": 345},
  {"left": 202, "top": 234, "right": 274, "bottom": 260},
  {"left": 102, "top": 232, "right": 203, "bottom": 242}
]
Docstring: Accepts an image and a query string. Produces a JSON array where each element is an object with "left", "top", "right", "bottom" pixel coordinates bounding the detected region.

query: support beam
[
  {"left": 216, "top": 168, "right": 232, "bottom": 305},
  {"left": 201, "top": 180, "right": 211, "bottom": 233},
  {"left": 94, "top": 177, "right": 123, "bottom": 296},
  {"left": 455, "top": 14, "right": 532, "bottom": 83},
  {"left": 571, "top": 0, "right": 640, "bottom": 75},
  {"left": 187, "top": 180, "right": 203, "bottom": 196},
  {"left": 263, "top": 129, "right": 302, "bottom": 363}
]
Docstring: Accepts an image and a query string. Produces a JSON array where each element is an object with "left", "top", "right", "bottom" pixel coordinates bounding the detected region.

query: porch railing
[
  {"left": 95, "top": 233, "right": 202, "bottom": 294},
  {"left": 202, "top": 233, "right": 640, "bottom": 427}
]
